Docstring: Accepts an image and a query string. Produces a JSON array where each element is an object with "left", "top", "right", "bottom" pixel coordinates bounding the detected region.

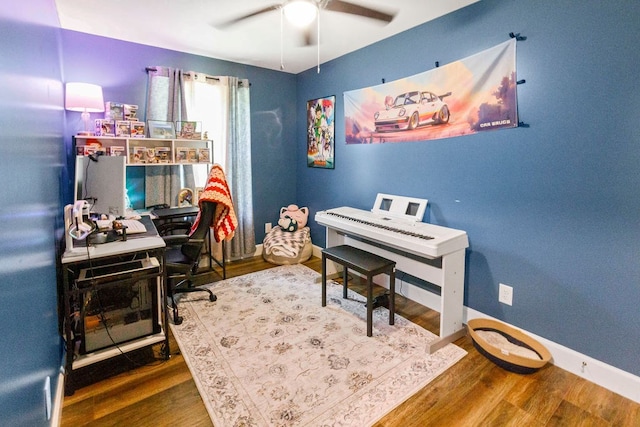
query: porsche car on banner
[{"left": 344, "top": 39, "right": 518, "bottom": 144}]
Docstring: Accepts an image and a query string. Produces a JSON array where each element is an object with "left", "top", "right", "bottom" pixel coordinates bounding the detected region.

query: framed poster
[
  {"left": 147, "top": 120, "right": 176, "bottom": 139},
  {"left": 307, "top": 95, "right": 335, "bottom": 169}
]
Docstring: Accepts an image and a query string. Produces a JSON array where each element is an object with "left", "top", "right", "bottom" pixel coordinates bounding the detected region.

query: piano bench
[{"left": 321, "top": 245, "right": 396, "bottom": 337}]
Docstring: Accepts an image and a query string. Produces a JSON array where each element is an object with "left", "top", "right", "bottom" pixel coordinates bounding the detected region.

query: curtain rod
[{"left": 145, "top": 67, "right": 249, "bottom": 86}]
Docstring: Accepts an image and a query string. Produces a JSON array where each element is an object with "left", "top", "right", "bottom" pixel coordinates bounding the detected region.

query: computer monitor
[{"left": 74, "top": 155, "right": 127, "bottom": 217}]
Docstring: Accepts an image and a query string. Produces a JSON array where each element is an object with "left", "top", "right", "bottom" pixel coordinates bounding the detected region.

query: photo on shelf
[
  {"left": 131, "top": 122, "right": 146, "bottom": 138},
  {"left": 175, "top": 147, "right": 189, "bottom": 163},
  {"left": 95, "top": 119, "right": 115, "bottom": 137},
  {"left": 187, "top": 148, "right": 198, "bottom": 163},
  {"left": 147, "top": 120, "right": 176, "bottom": 139},
  {"left": 105, "top": 102, "right": 125, "bottom": 121},
  {"left": 130, "top": 146, "right": 147, "bottom": 164},
  {"left": 176, "top": 121, "right": 201, "bottom": 139},
  {"left": 197, "top": 148, "right": 210, "bottom": 163},
  {"left": 195, "top": 187, "right": 204, "bottom": 203},
  {"left": 155, "top": 147, "right": 171, "bottom": 163},
  {"left": 109, "top": 146, "right": 125, "bottom": 156},
  {"left": 116, "top": 120, "right": 131, "bottom": 137}
]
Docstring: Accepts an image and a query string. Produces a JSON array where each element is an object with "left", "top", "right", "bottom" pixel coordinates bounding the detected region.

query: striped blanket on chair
[{"left": 189, "top": 164, "right": 238, "bottom": 242}]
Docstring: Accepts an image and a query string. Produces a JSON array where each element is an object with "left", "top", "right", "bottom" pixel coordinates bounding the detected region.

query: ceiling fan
[
  {"left": 217, "top": 0, "right": 395, "bottom": 31},
  {"left": 216, "top": 0, "right": 396, "bottom": 72}
]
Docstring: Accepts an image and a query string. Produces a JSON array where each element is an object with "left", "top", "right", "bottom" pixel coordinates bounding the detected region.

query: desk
[
  {"left": 151, "top": 205, "right": 199, "bottom": 221},
  {"left": 59, "top": 215, "right": 168, "bottom": 395},
  {"left": 151, "top": 206, "right": 226, "bottom": 279}
]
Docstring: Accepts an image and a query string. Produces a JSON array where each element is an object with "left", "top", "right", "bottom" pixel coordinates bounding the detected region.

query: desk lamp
[{"left": 65, "top": 82, "right": 104, "bottom": 136}]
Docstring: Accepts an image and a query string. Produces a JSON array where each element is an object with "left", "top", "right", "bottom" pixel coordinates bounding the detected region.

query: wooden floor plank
[{"left": 61, "top": 255, "right": 640, "bottom": 427}]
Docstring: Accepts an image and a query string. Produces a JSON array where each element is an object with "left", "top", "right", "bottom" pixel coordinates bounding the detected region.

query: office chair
[{"left": 159, "top": 200, "right": 217, "bottom": 325}]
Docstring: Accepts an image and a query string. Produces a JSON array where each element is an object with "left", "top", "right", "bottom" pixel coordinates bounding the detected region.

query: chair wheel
[{"left": 209, "top": 294, "right": 217, "bottom": 302}]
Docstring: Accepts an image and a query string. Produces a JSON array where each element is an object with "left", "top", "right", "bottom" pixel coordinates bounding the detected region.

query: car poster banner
[{"left": 344, "top": 39, "right": 517, "bottom": 144}]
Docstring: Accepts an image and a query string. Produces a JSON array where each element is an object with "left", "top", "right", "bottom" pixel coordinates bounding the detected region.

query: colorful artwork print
[
  {"left": 344, "top": 39, "right": 518, "bottom": 144},
  {"left": 307, "top": 95, "right": 335, "bottom": 169}
]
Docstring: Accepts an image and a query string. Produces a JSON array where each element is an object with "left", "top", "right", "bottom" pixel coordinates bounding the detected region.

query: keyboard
[{"left": 117, "top": 219, "right": 147, "bottom": 234}]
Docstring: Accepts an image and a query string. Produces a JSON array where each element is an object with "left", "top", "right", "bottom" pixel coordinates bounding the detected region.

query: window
[{"left": 183, "top": 75, "right": 226, "bottom": 186}]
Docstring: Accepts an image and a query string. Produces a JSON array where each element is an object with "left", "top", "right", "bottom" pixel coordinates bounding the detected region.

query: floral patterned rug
[{"left": 170, "top": 264, "right": 466, "bottom": 427}]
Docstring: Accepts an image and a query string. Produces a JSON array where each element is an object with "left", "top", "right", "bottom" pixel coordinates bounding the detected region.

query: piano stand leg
[
  {"left": 367, "top": 275, "right": 373, "bottom": 337},
  {"left": 342, "top": 266, "right": 348, "bottom": 299},
  {"left": 321, "top": 253, "right": 327, "bottom": 307}
]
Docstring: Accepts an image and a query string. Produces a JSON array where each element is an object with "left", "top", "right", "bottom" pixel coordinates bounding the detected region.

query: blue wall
[
  {"left": 2, "top": 1, "right": 638, "bottom": 423},
  {"left": 60, "top": 31, "right": 299, "bottom": 230},
  {"left": 0, "top": 2, "right": 65, "bottom": 426},
  {"left": 296, "top": 0, "right": 640, "bottom": 376}
]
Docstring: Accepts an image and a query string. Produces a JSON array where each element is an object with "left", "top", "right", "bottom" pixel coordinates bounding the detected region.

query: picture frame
[
  {"left": 175, "top": 147, "right": 189, "bottom": 163},
  {"left": 176, "top": 121, "right": 201, "bottom": 139},
  {"left": 306, "top": 95, "right": 335, "bottom": 169},
  {"left": 197, "top": 147, "right": 210, "bottom": 163},
  {"left": 115, "top": 120, "right": 130, "bottom": 137},
  {"left": 155, "top": 147, "right": 171, "bottom": 163},
  {"left": 130, "top": 146, "right": 146, "bottom": 164},
  {"left": 147, "top": 120, "right": 176, "bottom": 139},
  {"left": 130, "top": 121, "right": 146, "bottom": 138},
  {"left": 195, "top": 187, "right": 204, "bottom": 203},
  {"left": 95, "top": 119, "right": 115, "bottom": 136}
]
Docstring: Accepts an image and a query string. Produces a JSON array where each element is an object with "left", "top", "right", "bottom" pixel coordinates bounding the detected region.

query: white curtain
[
  {"left": 153, "top": 69, "right": 256, "bottom": 260},
  {"left": 145, "top": 66, "right": 195, "bottom": 207},
  {"left": 222, "top": 76, "right": 255, "bottom": 260}
]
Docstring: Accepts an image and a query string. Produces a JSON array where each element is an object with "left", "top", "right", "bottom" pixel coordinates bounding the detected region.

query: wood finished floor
[{"left": 61, "top": 256, "right": 640, "bottom": 426}]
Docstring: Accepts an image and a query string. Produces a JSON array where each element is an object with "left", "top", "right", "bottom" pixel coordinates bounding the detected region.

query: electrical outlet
[
  {"left": 499, "top": 283, "right": 513, "bottom": 305},
  {"left": 265, "top": 222, "right": 272, "bottom": 233}
]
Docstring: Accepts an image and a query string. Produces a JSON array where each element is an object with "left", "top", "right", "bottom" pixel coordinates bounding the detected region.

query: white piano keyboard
[
  {"left": 316, "top": 202, "right": 469, "bottom": 353},
  {"left": 316, "top": 206, "right": 468, "bottom": 260}
]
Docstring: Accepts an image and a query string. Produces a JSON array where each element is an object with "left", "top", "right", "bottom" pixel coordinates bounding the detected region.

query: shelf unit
[
  {"left": 73, "top": 135, "right": 212, "bottom": 166},
  {"left": 58, "top": 218, "right": 169, "bottom": 396}
]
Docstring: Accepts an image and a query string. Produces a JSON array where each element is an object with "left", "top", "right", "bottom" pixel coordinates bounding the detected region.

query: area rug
[{"left": 170, "top": 264, "right": 466, "bottom": 427}]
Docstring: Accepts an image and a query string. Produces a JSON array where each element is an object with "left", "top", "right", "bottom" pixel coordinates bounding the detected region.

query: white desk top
[{"left": 61, "top": 235, "right": 165, "bottom": 264}]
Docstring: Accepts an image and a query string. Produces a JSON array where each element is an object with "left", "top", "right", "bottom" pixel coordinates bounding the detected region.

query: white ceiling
[{"left": 54, "top": 0, "right": 479, "bottom": 74}]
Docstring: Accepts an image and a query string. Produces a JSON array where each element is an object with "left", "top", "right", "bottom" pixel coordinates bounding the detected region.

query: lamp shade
[{"left": 65, "top": 82, "right": 104, "bottom": 112}]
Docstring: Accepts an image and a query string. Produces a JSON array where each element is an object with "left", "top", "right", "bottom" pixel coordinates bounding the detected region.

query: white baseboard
[
  {"left": 465, "top": 308, "right": 640, "bottom": 404},
  {"left": 50, "top": 358, "right": 65, "bottom": 427},
  {"left": 309, "top": 244, "right": 640, "bottom": 404}
]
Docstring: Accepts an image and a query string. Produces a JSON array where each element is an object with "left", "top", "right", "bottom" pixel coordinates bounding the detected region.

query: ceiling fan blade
[
  {"left": 325, "top": 0, "right": 395, "bottom": 23},
  {"left": 215, "top": 5, "right": 280, "bottom": 29}
]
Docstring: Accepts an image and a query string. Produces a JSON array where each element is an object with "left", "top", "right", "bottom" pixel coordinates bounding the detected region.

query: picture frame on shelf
[
  {"left": 195, "top": 187, "right": 204, "bottom": 203},
  {"left": 116, "top": 120, "right": 130, "bottom": 137},
  {"left": 108, "top": 146, "right": 125, "bottom": 156},
  {"left": 155, "top": 147, "right": 171, "bottom": 163},
  {"left": 95, "top": 119, "right": 115, "bottom": 137},
  {"left": 130, "top": 121, "right": 146, "bottom": 138},
  {"left": 187, "top": 148, "right": 198, "bottom": 163},
  {"left": 105, "top": 102, "right": 124, "bottom": 121},
  {"left": 176, "top": 121, "right": 201, "bottom": 139},
  {"left": 175, "top": 147, "right": 189, "bottom": 163},
  {"left": 197, "top": 147, "right": 210, "bottom": 163},
  {"left": 147, "top": 120, "right": 176, "bottom": 139},
  {"left": 130, "top": 146, "right": 146, "bottom": 164}
]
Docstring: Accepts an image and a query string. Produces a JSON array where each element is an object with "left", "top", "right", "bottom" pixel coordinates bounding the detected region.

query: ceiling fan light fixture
[{"left": 283, "top": 0, "right": 317, "bottom": 28}]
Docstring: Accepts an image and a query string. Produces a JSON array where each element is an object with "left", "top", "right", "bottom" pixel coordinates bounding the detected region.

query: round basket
[{"left": 467, "top": 318, "right": 552, "bottom": 374}]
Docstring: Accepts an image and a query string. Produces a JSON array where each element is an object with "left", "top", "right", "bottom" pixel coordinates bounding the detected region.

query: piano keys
[{"left": 316, "top": 199, "right": 469, "bottom": 353}]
